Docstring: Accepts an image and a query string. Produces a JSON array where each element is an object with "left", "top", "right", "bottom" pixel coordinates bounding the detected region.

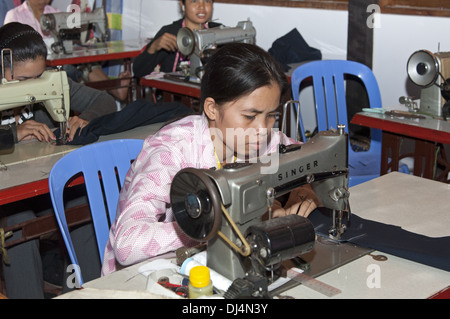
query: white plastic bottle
[{"left": 188, "top": 265, "right": 213, "bottom": 299}]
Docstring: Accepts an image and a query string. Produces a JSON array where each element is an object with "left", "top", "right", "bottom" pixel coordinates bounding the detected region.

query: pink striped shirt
[{"left": 101, "top": 113, "right": 295, "bottom": 275}]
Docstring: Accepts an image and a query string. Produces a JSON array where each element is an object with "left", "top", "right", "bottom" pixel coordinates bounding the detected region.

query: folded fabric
[
  {"left": 308, "top": 208, "right": 450, "bottom": 272},
  {"left": 55, "top": 100, "right": 193, "bottom": 145},
  {"left": 268, "top": 28, "right": 322, "bottom": 72}
]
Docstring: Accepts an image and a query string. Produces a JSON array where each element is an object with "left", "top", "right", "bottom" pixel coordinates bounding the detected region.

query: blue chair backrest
[
  {"left": 291, "top": 60, "right": 382, "bottom": 186},
  {"left": 48, "top": 139, "right": 144, "bottom": 285}
]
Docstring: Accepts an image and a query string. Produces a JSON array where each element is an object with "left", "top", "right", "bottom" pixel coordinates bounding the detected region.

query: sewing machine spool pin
[
  {"left": 1, "top": 49, "right": 13, "bottom": 82},
  {"left": 266, "top": 187, "right": 275, "bottom": 219}
]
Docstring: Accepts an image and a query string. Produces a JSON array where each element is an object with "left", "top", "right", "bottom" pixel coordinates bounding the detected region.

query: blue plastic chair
[
  {"left": 48, "top": 139, "right": 144, "bottom": 286},
  {"left": 291, "top": 60, "right": 382, "bottom": 187}
]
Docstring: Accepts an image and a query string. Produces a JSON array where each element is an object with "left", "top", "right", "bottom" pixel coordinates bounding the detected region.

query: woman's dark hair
[
  {"left": 200, "top": 42, "right": 289, "bottom": 110},
  {"left": 0, "top": 22, "right": 47, "bottom": 69}
]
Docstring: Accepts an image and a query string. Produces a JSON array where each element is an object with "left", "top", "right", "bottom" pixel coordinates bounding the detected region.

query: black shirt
[{"left": 133, "top": 19, "right": 222, "bottom": 78}]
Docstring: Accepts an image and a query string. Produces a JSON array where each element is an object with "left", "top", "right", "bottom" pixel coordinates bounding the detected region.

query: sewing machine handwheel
[
  {"left": 170, "top": 168, "right": 222, "bottom": 241},
  {"left": 177, "top": 27, "right": 195, "bottom": 56}
]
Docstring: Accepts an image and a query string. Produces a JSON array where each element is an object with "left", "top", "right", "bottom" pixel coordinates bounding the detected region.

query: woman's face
[
  {"left": 205, "top": 82, "right": 281, "bottom": 161},
  {"left": 27, "top": 0, "right": 49, "bottom": 11},
  {"left": 4, "top": 57, "right": 46, "bottom": 81},
  {"left": 182, "top": 0, "right": 213, "bottom": 30}
]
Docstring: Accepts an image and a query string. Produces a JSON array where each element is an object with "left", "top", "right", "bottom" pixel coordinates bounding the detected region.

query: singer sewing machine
[
  {"left": 176, "top": 20, "right": 256, "bottom": 79},
  {"left": 40, "top": 8, "right": 108, "bottom": 54},
  {"left": 170, "top": 122, "right": 353, "bottom": 297},
  {"left": 405, "top": 49, "right": 450, "bottom": 119},
  {"left": 1, "top": 49, "right": 70, "bottom": 144}
]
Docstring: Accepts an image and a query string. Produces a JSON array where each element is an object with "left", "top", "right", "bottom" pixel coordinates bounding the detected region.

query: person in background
[
  {"left": 102, "top": 43, "right": 320, "bottom": 276},
  {"left": 0, "top": 22, "right": 116, "bottom": 298},
  {"left": 0, "top": 22, "right": 117, "bottom": 143},
  {"left": 4, "top": 0, "right": 58, "bottom": 37},
  {"left": 4, "top": 0, "right": 131, "bottom": 101},
  {"left": 0, "top": 0, "right": 17, "bottom": 27},
  {"left": 133, "top": 0, "right": 220, "bottom": 78}
]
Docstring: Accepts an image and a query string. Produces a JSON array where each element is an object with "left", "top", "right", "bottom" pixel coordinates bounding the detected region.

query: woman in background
[
  {"left": 133, "top": 0, "right": 220, "bottom": 78},
  {"left": 0, "top": 22, "right": 115, "bottom": 298}
]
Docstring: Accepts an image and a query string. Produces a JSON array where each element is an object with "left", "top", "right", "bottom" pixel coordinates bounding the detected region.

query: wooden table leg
[
  {"left": 381, "top": 131, "right": 401, "bottom": 175},
  {"left": 414, "top": 139, "right": 436, "bottom": 179},
  {"left": 435, "top": 144, "right": 450, "bottom": 183}
]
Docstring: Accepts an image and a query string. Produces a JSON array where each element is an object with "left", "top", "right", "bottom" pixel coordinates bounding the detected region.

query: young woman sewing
[
  {"left": 133, "top": 0, "right": 220, "bottom": 78},
  {"left": 102, "top": 43, "right": 320, "bottom": 276},
  {"left": 0, "top": 22, "right": 116, "bottom": 298}
]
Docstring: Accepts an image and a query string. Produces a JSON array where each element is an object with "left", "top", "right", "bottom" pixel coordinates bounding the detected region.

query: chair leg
[
  {"left": 0, "top": 259, "right": 6, "bottom": 297},
  {"left": 435, "top": 144, "right": 450, "bottom": 183}
]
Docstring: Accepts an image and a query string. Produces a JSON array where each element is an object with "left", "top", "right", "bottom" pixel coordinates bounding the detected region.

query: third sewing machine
[
  {"left": 404, "top": 49, "right": 450, "bottom": 120},
  {"left": 40, "top": 8, "right": 108, "bottom": 55}
]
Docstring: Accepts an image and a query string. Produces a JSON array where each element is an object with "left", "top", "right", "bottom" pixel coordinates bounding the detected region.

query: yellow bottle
[{"left": 188, "top": 266, "right": 213, "bottom": 299}]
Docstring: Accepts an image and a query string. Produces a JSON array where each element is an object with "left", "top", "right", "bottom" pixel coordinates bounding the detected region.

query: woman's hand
[
  {"left": 272, "top": 185, "right": 321, "bottom": 218},
  {"left": 67, "top": 116, "right": 89, "bottom": 142},
  {"left": 17, "top": 120, "right": 55, "bottom": 142},
  {"left": 275, "top": 198, "right": 317, "bottom": 218},
  {"left": 147, "top": 33, "right": 178, "bottom": 54}
]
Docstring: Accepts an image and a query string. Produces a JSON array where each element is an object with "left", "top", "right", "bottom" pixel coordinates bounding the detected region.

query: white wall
[{"left": 122, "top": 1, "right": 450, "bottom": 108}]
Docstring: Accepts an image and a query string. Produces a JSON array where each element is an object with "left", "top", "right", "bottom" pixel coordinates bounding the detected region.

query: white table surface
[
  {"left": 0, "top": 123, "right": 163, "bottom": 191},
  {"left": 56, "top": 172, "right": 450, "bottom": 299}
]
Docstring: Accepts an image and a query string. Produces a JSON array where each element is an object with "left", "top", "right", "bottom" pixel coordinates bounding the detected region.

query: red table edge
[
  {"left": 140, "top": 78, "right": 201, "bottom": 98},
  {"left": 428, "top": 285, "right": 450, "bottom": 299},
  {"left": 46, "top": 51, "right": 141, "bottom": 67},
  {"left": 139, "top": 66, "right": 296, "bottom": 99},
  {"left": 351, "top": 113, "right": 450, "bottom": 145},
  {"left": 0, "top": 176, "right": 85, "bottom": 206}
]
